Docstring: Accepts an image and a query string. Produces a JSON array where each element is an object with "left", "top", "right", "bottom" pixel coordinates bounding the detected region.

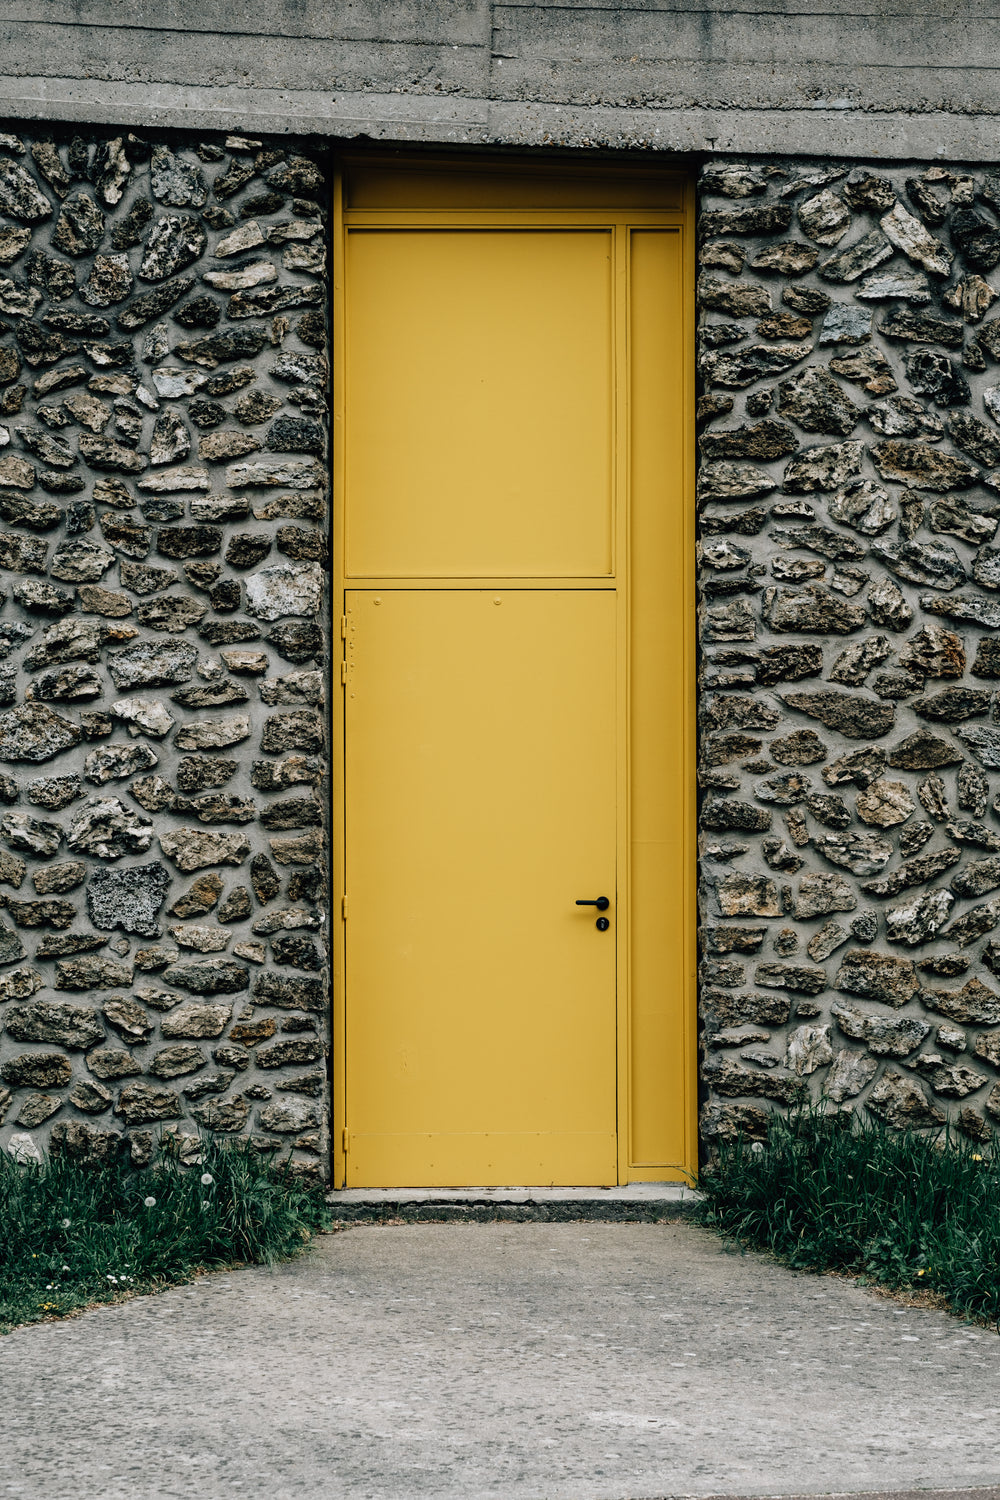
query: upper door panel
[{"left": 344, "top": 228, "right": 613, "bottom": 578}]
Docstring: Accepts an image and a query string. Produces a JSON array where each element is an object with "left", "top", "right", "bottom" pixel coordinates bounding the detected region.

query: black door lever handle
[{"left": 576, "top": 897, "right": 610, "bottom": 911}]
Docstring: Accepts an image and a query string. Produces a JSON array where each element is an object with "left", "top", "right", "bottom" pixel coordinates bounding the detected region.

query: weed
[
  {"left": 0, "top": 1137, "right": 332, "bottom": 1334},
  {"left": 696, "top": 1110, "right": 1000, "bottom": 1324}
]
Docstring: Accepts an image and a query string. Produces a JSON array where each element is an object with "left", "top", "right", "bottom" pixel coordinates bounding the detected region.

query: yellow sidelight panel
[
  {"left": 344, "top": 589, "right": 618, "bottom": 1187},
  {"left": 344, "top": 230, "right": 614, "bottom": 578},
  {"left": 628, "top": 229, "right": 696, "bottom": 1179}
]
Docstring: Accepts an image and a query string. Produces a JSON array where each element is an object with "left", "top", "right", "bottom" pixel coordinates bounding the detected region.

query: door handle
[{"left": 576, "top": 897, "right": 610, "bottom": 911}]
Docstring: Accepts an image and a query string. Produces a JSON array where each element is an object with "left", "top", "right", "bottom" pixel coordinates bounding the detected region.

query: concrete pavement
[{"left": 5, "top": 1221, "right": 1000, "bottom": 1500}]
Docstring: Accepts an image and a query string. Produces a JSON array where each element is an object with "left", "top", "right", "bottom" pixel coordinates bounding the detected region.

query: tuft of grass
[
  {"left": 0, "top": 1136, "right": 333, "bottom": 1334},
  {"left": 696, "top": 1109, "right": 1000, "bottom": 1324}
]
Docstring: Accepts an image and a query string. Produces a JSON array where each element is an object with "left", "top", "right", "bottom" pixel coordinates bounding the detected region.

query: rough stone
[
  {"left": 782, "top": 691, "right": 894, "bottom": 739},
  {"left": 0, "top": 703, "right": 81, "bottom": 763},
  {"left": 65, "top": 798, "right": 153, "bottom": 861},
  {"left": 4, "top": 1000, "right": 102, "bottom": 1049},
  {"left": 85, "top": 863, "right": 170, "bottom": 937},
  {"left": 884, "top": 889, "right": 955, "bottom": 945},
  {"left": 766, "top": 585, "right": 865, "bottom": 635}
]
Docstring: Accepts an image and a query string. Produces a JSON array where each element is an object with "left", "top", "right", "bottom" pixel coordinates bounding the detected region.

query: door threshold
[{"left": 325, "top": 1183, "right": 701, "bottom": 1223}]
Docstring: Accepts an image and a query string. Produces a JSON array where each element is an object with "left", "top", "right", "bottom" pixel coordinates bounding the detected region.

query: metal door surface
[
  {"left": 344, "top": 589, "right": 617, "bottom": 1186},
  {"left": 335, "top": 159, "right": 696, "bottom": 1188}
]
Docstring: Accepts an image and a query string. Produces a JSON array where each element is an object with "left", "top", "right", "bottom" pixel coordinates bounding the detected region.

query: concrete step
[{"left": 325, "top": 1182, "right": 702, "bottom": 1223}]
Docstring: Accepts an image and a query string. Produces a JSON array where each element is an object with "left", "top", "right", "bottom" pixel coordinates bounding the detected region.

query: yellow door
[
  {"left": 334, "top": 159, "right": 696, "bottom": 1188},
  {"left": 344, "top": 590, "right": 617, "bottom": 1185}
]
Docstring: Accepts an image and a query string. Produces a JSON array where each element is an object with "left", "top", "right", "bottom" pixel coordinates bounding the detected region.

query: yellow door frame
[{"left": 330, "top": 151, "right": 697, "bottom": 1188}]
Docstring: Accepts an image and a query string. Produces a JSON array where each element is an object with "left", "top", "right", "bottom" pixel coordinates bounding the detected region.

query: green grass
[
  {"left": 0, "top": 1137, "right": 333, "bottom": 1334},
  {"left": 696, "top": 1110, "right": 1000, "bottom": 1324}
]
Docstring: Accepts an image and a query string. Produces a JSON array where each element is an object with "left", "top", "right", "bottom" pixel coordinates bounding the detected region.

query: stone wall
[
  {"left": 698, "top": 157, "right": 1000, "bottom": 1148},
  {"left": 0, "top": 127, "right": 330, "bottom": 1176}
]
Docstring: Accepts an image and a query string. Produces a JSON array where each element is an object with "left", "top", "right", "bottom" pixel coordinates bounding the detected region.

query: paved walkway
[{"left": 5, "top": 1222, "right": 1000, "bottom": 1500}]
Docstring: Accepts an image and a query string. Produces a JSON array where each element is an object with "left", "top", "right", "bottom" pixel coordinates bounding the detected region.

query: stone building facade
[
  {"left": 3, "top": 3, "right": 1000, "bottom": 1176},
  {"left": 0, "top": 129, "right": 331, "bottom": 1173},
  {"left": 698, "top": 159, "right": 1000, "bottom": 1147}
]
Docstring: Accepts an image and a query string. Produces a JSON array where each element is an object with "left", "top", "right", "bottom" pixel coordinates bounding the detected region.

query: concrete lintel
[{"left": 3, "top": 74, "right": 1000, "bottom": 164}]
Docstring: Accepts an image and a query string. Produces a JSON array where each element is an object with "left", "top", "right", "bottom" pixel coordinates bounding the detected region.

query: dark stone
[
  {"left": 259, "top": 796, "right": 321, "bottom": 830},
  {"left": 870, "top": 539, "right": 965, "bottom": 591},
  {"left": 766, "top": 584, "right": 865, "bottom": 635},
  {"left": 952, "top": 207, "right": 1000, "bottom": 271},
  {"left": 252, "top": 971, "right": 325, "bottom": 1010},
  {"left": 835, "top": 949, "right": 919, "bottom": 1007},
  {"left": 265, "top": 416, "right": 323, "bottom": 454},
  {"left": 879, "top": 306, "right": 964, "bottom": 349},
  {"left": 275, "top": 526, "right": 326, "bottom": 562},
  {"left": 175, "top": 325, "right": 269, "bottom": 369},
  {"left": 829, "top": 637, "right": 891, "bottom": 686},
  {"left": 267, "top": 622, "right": 322, "bottom": 663},
  {"left": 188, "top": 399, "right": 228, "bottom": 429},
  {"left": 775, "top": 366, "right": 860, "bottom": 436},
  {"left": 170, "top": 681, "right": 249, "bottom": 710},
  {"left": 902, "top": 348, "right": 970, "bottom": 407},
  {"left": 173, "top": 295, "right": 221, "bottom": 329},
  {"left": 110, "top": 196, "right": 155, "bottom": 251},
  {"left": 250, "top": 853, "right": 280, "bottom": 904},
  {"left": 216, "top": 886, "right": 253, "bottom": 923},
  {"left": 828, "top": 346, "right": 897, "bottom": 395},
  {"left": 176, "top": 756, "right": 238, "bottom": 793},
  {"left": 51, "top": 194, "right": 104, "bottom": 256},
  {"left": 86, "top": 862, "right": 170, "bottom": 937},
  {"left": 818, "top": 230, "right": 893, "bottom": 284},
  {"left": 154, "top": 526, "right": 222, "bottom": 560},
  {"left": 4, "top": 999, "right": 103, "bottom": 1048},
  {"left": 913, "top": 687, "right": 993, "bottom": 723},
  {"left": 701, "top": 801, "right": 772, "bottom": 832},
  {"left": 782, "top": 691, "right": 894, "bottom": 739},
  {"left": 972, "top": 639, "right": 1000, "bottom": 679},
  {"left": 704, "top": 343, "right": 810, "bottom": 389},
  {"left": 770, "top": 729, "right": 827, "bottom": 765},
  {"left": 161, "top": 960, "right": 249, "bottom": 996},
  {"left": 225, "top": 533, "right": 272, "bottom": 569},
  {"left": 862, "top": 847, "right": 961, "bottom": 897},
  {"left": 198, "top": 619, "right": 262, "bottom": 647},
  {"left": 887, "top": 727, "right": 964, "bottom": 770},
  {"left": 114, "top": 1083, "right": 181, "bottom": 1124},
  {"left": 15, "top": 321, "right": 78, "bottom": 368},
  {"left": 701, "top": 205, "right": 793, "bottom": 239},
  {"left": 946, "top": 410, "right": 1000, "bottom": 467},
  {"left": 805, "top": 793, "right": 852, "bottom": 829},
  {"left": 270, "top": 934, "right": 322, "bottom": 970},
  {"left": 704, "top": 695, "right": 781, "bottom": 733},
  {"left": 782, "top": 441, "right": 863, "bottom": 492},
  {"left": 871, "top": 441, "right": 979, "bottom": 491},
  {"left": 699, "top": 420, "right": 799, "bottom": 462}
]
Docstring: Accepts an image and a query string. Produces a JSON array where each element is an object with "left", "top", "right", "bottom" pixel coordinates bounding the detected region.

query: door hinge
[
  {"left": 341, "top": 1128, "right": 349, "bottom": 1154},
  {"left": 340, "top": 614, "right": 348, "bottom": 639},
  {"left": 341, "top": 660, "right": 348, "bottom": 684},
  {"left": 341, "top": 894, "right": 348, "bottom": 920}
]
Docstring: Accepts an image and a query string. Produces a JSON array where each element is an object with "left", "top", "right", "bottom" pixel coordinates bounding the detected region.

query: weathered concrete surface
[
  {"left": 5, "top": 1222, "right": 1000, "bottom": 1499},
  {"left": 4, "top": 0, "right": 1000, "bottom": 160}
]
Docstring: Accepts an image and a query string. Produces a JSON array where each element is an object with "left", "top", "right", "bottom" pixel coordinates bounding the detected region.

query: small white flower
[
  {"left": 46, "top": 1283, "right": 53, "bottom": 1290},
  {"left": 200, "top": 1173, "right": 214, "bottom": 1186},
  {"left": 60, "top": 1218, "right": 71, "bottom": 1229},
  {"left": 62, "top": 1266, "right": 70, "bottom": 1272},
  {"left": 106, "top": 1275, "right": 118, "bottom": 1284},
  {"left": 143, "top": 1196, "right": 157, "bottom": 1208},
  {"left": 750, "top": 1142, "right": 765, "bottom": 1155}
]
